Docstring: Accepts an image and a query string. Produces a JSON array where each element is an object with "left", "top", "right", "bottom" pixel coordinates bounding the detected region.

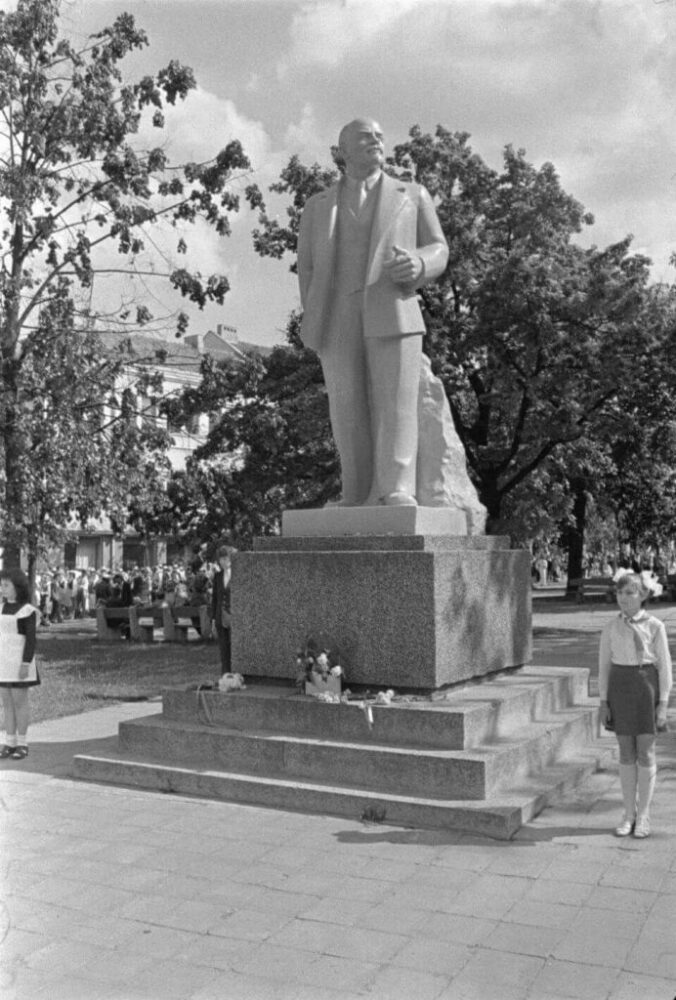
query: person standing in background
[{"left": 211, "top": 546, "right": 236, "bottom": 675}]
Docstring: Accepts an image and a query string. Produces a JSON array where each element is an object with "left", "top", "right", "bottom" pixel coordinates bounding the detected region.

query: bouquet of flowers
[{"left": 296, "top": 637, "right": 343, "bottom": 696}]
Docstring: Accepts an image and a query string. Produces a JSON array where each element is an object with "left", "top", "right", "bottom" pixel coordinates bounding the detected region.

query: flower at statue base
[
  {"left": 375, "top": 689, "right": 395, "bottom": 705},
  {"left": 296, "top": 638, "right": 344, "bottom": 696},
  {"left": 219, "top": 672, "right": 246, "bottom": 692}
]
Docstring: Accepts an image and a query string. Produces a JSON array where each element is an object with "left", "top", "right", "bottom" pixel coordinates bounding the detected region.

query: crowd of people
[
  {"left": 531, "top": 544, "right": 676, "bottom": 588},
  {"left": 33, "top": 558, "right": 217, "bottom": 626}
]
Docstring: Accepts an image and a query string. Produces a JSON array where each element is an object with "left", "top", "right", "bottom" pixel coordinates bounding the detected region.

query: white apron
[{"left": 0, "top": 605, "right": 39, "bottom": 684}]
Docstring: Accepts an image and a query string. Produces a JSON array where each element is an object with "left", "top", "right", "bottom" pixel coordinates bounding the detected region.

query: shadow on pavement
[{"left": 0, "top": 733, "right": 124, "bottom": 779}]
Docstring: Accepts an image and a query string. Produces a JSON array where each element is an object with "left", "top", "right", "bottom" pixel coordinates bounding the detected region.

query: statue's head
[{"left": 337, "top": 117, "right": 384, "bottom": 177}]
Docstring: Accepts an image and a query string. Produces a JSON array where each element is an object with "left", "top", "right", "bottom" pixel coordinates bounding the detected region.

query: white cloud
[{"left": 279, "top": 0, "right": 423, "bottom": 71}]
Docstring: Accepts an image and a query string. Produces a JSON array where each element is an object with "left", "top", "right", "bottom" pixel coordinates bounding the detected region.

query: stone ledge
[
  {"left": 254, "top": 534, "right": 510, "bottom": 553},
  {"left": 282, "top": 505, "right": 471, "bottom": 538}
]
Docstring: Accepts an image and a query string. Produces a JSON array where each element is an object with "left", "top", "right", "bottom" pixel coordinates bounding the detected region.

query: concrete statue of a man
[
  {"left": 297, "top": 117, "right": 449, "bottom": 507},
  {"left": 297, "top": 116, "right": 486, "bottom": 530}
]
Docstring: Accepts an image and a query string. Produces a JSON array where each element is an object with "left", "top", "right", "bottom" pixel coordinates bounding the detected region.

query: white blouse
[{"left": 598, "top": 611, "right": 673, "bottom": 704}]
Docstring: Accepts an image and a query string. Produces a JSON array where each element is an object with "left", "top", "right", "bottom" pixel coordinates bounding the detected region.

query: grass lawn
[{"left": 28, "top": 619, "right": 221, "bottom": 724}]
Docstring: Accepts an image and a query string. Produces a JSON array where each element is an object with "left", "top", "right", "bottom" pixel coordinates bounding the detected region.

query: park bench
[
  {"left": 96, "top": 605, "right": 164, "bottom": 642},
  {"left": 569, "top": 576, "right": 615, "bottom": 603},
  {"left": 162, "top": 605, "right": 212, "bottom": 643}
]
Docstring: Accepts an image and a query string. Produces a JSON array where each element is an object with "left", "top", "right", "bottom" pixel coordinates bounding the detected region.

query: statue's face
[{"left": 340, "top": 118, "right": 384, "bottom": 174}]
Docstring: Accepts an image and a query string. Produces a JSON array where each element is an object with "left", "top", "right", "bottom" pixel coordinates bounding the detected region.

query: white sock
[
  {"left": 5, "top": 734, "right": 17, "bottom": 747},
  {"left": 17, "top": 733, "right": 27, "bottom": 747}
]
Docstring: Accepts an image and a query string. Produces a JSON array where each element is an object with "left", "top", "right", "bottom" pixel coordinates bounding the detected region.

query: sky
[{"left": 4, "top": 0, "right": 676, "bottom": 346}]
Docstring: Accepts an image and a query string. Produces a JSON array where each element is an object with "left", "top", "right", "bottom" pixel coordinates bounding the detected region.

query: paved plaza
[{"left": 1, "top": 603, "right": 675, "bottom": 1000}]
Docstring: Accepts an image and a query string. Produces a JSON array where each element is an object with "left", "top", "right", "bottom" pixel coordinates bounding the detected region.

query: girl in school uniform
[
  {"left": 0, "top": 569, "right": 40, "bottom": 760},
  {"left": 599, "top": 571, "right": 672, "bottom": 838}
]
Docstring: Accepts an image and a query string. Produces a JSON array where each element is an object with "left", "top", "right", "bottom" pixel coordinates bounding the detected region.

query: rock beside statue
[{"left": 416, "top": 354, "right": 487, "bottom": 534}]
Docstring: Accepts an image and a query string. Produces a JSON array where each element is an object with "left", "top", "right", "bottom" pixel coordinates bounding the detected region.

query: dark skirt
[{"left": 607, "top": 663, "right": 658, "bottom": 736}]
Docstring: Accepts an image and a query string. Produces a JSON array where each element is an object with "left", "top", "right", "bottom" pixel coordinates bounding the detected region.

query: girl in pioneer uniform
[
  {"left": 0, "top": 569, "right": 40, "bottom": 761},
  {"left": 599, "top": 571, "right": 672, "bottom": 838}
]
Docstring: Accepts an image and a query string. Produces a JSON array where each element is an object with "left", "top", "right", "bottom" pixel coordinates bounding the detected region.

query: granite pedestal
[{"left": 231, "top": 511, "right": 531, "bottom": 690}]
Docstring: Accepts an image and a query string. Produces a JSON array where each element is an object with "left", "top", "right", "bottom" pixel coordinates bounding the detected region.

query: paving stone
[
  {"left": 552, "top": 927, "right": 638, "bottom": 968},
  {"left": 268, "top": 916, "right": 406, "bottom": 963},
  {"left": 647, "top": 891, "right": 676, "bottom": 920},
  {"left": 583, "top": 884, "right": 657, "bottom": 914},
  {"left": 299, "top": 894, "right": 375, "bottom": 927},
  {"left": 609, "top": 969, "right": 676, "bottom": 1000},
  {"left": 486, "top": 846, "right": 561, "bottom": 878},
  {"left": 249, "top": 885, "right": 323, "bottom": 916},
  {"left": 301, "top": 951, "right": 383, "bottom": 992},
  {"left": 384, "top": 879, "right": 469, "bottom": 913},
  {"left": 529, "top": 958, "right": 620, "bottom": 999},
  {"left": 541, "top": 858, "right": 611, "bottom": 885},
  {"left": 416, "top": 911, "right": 497, "bottom": 946},
  {"left": 599, "top": 863, "right": 668, "bottom": 892},
  {"left": 361, "top": 964, "right": 452, "bottom": 1000},
  {"left": 486, "top": 919, "right": 565, "bottom": 959},
  {"left": 440, "top": 947, "right": 544, "bottom": 1000},
  {"left": 522, "top": 877, "right": 595, "bottom": 907},
  {"left": 120, "top": 923, "right": 204, "bottom": 960},
  {"left": 438, "top": 872, "right": 534, "bottom": 919},
  {"left": 9, "top": 972, "right": 121, "bottom": 1000},
  {"left": 503, "top": 898, "right": 581, "bottom": 930},
  {"left": 358, "top": 900, "right": 430, "bottom": 935},
  {"left": 0, "top": 928, "right": 52, "bottom": 963},
  {"left": 116, "top": 895, "right": 227, "bottom": 934},
  {"left": 119, "top": 957, "right": 222, "bottom": 998},
  {"left": 177, "top": 931, "right": 259, "bottom": 970},
  {"left": 624, "top": 918, "right": 676, "bottom": 979},
  {"left": 208, "top": 904, "right": 296, "bottom": 941},
  {"left": 389, "top": 936, "right": 473, "bottom": 977},
  {"left": 232, "top": 941, "right": 328, "bottom": 984}
]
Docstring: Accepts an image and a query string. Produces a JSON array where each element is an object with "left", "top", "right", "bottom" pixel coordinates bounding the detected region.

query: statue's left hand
[{"left": 384, "top": 245, "right": 423, "bottom": 285}]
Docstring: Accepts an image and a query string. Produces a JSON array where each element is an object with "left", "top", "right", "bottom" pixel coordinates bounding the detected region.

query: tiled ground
[{"left": 1, "top": 607, "right": 676, "bottom": 1000}]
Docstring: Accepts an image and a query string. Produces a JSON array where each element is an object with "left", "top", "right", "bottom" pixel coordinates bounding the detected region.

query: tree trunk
[
  {"left": 478, "top": 478, "right": 502, "bottom": 533},
  {"left": 565, "top": 480, "right": 587, "bottom": 598},
  {"left": 1, "top": 380, "right": 24, "bottom": 572}
]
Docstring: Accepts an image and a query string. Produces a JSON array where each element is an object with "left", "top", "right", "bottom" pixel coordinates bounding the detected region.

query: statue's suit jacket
[{"left": 297, "top": 173, "right": 448, "bottom": 353}]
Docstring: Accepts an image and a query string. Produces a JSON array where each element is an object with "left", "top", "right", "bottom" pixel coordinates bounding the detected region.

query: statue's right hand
[{"left": 384, "top": 245, "right": 423, "bottom": 285}]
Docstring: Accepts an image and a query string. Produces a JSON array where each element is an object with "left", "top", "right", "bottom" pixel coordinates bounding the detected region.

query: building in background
[{"left": 56, "top": 324, "right": 264, "bottom": 571}]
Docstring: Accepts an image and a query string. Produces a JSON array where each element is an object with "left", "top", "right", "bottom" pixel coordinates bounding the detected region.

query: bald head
[{"left": 338, "top": 117, "right": 384, "bottom": 178}]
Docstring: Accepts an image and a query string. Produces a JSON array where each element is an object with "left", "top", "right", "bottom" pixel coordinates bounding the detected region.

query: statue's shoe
[
  {"left": 324, "top": 498, "right": 358, "bottom": 508},
  {"left": 382, "top": 492, "right": 417, "bottom": 507}
]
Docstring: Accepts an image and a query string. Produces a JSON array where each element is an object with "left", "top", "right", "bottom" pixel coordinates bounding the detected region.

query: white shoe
[
  {"left": 633, "top": 816, "right": 650, "bottom": 838},
  {"left": 614, "top": 817, "right": 635, "bottom": 837}
]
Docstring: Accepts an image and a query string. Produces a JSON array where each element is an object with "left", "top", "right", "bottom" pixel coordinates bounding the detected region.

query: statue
[{"left": 297, "top": 116, "right": 485, "bottom": 530}]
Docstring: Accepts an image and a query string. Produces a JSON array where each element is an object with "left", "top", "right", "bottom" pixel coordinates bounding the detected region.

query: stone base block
[
  {"left": 232, "top": 535, "right": 531, "bottom": 690},
  {"left": 282, "top": 505, "right": 470, "bottom": 538}
]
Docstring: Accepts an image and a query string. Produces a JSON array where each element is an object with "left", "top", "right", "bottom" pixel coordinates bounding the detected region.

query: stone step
[
  {"left": 163, "top": 665, "right": 590, "bottom": 751},
  {"left": 71, "top": 745, "right": 610, "bottom": 841},
  {"left": 115, "top": 702, "right": 597, "bottom": 800}
]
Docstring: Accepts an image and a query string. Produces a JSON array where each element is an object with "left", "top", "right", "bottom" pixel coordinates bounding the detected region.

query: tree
[
  {"left": 249, "top": 127, "right": 656, "bottom": 533},
  {"left": 0, "top": 0, "right": 251, "bottom": 569},
  {"left": 152, "top": 315, "right": 338, "bottom": 549},
  {"left": 591, "top": 284, "right": 676, "bottom": 550},
  {"left": 14, "top": 292, "right": 172, "bottom": 581},
  {"left": 550, "top": 282, "right": 676, "bottom": 584}
]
